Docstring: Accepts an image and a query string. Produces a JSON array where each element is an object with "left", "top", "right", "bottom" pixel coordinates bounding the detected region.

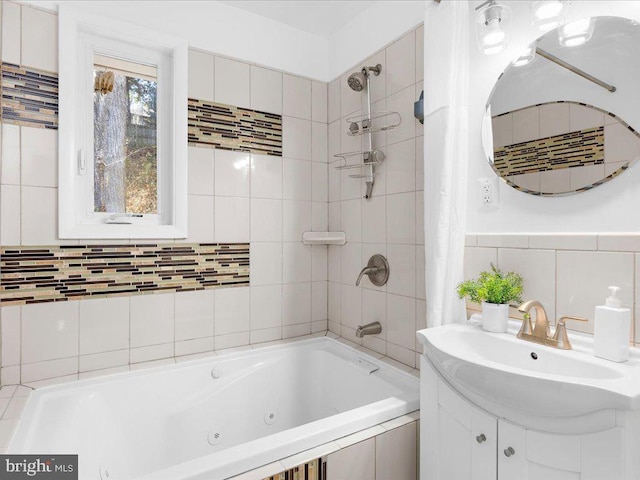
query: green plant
[{"left": 457, "top": 264, "right": 523, "bottom": 305}]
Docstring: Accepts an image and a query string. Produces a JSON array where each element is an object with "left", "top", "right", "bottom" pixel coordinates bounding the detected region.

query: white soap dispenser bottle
[{"left": 593, "top": 286, "right": 631, "bottom": 362}]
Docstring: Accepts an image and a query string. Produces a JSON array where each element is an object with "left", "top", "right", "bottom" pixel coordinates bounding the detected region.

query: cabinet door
[
  {"left": 420, "top": 357, "right": 497, "bottom": 480},
  {"left": 498, "top": 419, "right": 528, "bottom": 479},
  {"left": 498, "top": 420, "right": 623, "bottom": 480},
  {"left": 439, "top": 382, "right": 497, "bottom": 480},
  {"left": 499, "top": 419, "right": 581, "bottom": 480},
  {"left": 471, "top": 406, "right": 497, "bottom": 479}
]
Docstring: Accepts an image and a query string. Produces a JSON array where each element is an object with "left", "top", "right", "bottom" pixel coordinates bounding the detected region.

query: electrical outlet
[{"left": 479, "top": 177, "right": 499, "bottom": 210}]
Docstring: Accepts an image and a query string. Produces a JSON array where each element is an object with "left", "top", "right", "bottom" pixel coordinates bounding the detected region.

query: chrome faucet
[
  {"left": 517, "top": 300, "right": 587, "bottom": 350},
  {"left": 356, "top": 321, "right": 382, "bottom": 338},
  {"left": 356, "top": 254, "right": 389, "bottom": 287}
]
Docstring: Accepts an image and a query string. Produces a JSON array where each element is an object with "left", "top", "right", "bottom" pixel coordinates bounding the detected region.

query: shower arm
[{"left": 535, "top": 48, "right": 616, "bottom": 93}]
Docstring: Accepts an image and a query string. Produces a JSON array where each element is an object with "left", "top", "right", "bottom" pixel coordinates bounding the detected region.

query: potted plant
[{"left": 456, "top": 264, "right": 524, "bottom": 333}]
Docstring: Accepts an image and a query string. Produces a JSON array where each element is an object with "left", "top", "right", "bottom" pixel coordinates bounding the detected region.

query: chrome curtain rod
[{"left": 535, "top": 47, "right": 616, "bottom": 93}]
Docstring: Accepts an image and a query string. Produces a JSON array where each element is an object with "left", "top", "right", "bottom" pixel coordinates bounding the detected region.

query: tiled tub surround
[
  {"left": 0, "top": 1, "right": 330, "bottom": 385},
  {"left": 327, "top": 25, "right": 426, "bottom": 369},
  {"left": 6, "top": 335, "right": 419, "bottom": 479},
  {"left": 0, "top": 243, "right": 249, "bottom": 306},
  {"left": 464, "top": 233, "right": 640, "bottom": 345}
]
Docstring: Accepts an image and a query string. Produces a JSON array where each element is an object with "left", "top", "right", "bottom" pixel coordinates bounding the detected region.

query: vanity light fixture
[
  {"left": 558, "top": 18, "right": 594, "bottom": 47},
  {"left": 531, "top": 0, "right": 568, "bottom": 31},
  {"left": 512, "top": 46, "right": 536, "bottom": 67},
  {"left": 475, "top": 0, "right": 510, "bottom": 55}
]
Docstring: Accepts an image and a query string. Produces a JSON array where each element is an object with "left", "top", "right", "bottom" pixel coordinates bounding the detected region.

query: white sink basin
[{"left": 417, "top": 322, "right": 640, "bottom": 418}]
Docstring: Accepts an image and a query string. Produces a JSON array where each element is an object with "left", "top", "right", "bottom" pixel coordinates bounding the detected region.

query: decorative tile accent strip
[
  {"left": 1, "top": 62, "right": 58, "bottom": 130},
  {"left": 262, "top": 458, "right": 323, "bottom": 480},
  {"left": 188, "top": 98, "right": 282, "bottom": 156},
  {"left": 0, "top": 243, "right": 249, "bottom": 306},
  {"left": 494, "top": 126, "right": 604, "bottom": 177}
]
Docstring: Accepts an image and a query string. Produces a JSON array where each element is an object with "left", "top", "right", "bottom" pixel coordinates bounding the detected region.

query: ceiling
[{"left": 219, "top": 0, "right": 377, "bottom": 38}]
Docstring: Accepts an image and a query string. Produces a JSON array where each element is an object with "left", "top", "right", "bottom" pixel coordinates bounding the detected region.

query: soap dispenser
[{"left": 593, "top": 286, "right": 631, "bottom": 362}]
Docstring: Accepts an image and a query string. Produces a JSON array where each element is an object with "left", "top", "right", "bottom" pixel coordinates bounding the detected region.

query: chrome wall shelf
[{"left": 345, "top": 111, "right": 401, "bottom": 136}]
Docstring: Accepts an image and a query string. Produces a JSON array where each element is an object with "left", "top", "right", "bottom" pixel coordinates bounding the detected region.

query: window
[{"left": 59, "top": 6, "right": 188, "bottom": 238}]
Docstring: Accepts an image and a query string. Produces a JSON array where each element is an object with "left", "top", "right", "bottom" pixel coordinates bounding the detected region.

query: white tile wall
[
  {"left": 327, "top": 25, "right": 425, "bottom": 368},
  {"left": 283, "top": 74, "right": 311, "bottom": 120},
  {"left": 465, "top": 234, "right": 640, "bottom": 342},
  {"left": 1, "top": 1, "right": 21, "bottom": 64},
  {"left": 251, "top": 154, "right": 283, "bottom": 199},
  {"left": 1, "top": 124, "right": 20, "bottom": 186},
  {"left": 214, "top": 56, "right": 250, "bottom": 108},
  {"left": 130, "top": 293, "right": 175, "bottom": 348},
  {"left": 188, "top": 49, "right": 214, "bottom": 102},
  {"left": 311, "top": 81, "right": 328, "bottom": 124},
  {"left": 21, "top": 6, "right": 57, "bottom": 72},
  {"left": 21, "top": 186, "right": 57, "bottom": 245},
  {"left": 251, "top": 66, "right": 283, "bottom": 115},
  {"left": 214, "top": 150, "right": 251, "bottom": 197},
  {"left": 174, "top": 290, "right": 215, "bottom": 341},
  {"left": 1, "top": 307, "right": 20, "bottom": 368},
  {"left": 21, "top": 302, "right": 78, "bottom": 364},
  {"left": 188, "top": 146, "right": 215, "bottom": 195},
  {"left": 385, "top": 30, "right": 415, "bottom": 97},
  {"left": 215, "top": 287, "right": 251, "bottom": 336},
  {"left": 282, "top": 116, "right": 312, "bottom": 161},
  {"left": 0, "top": 2, "right": 445, "bottom": 388},
  {"left": 0, "top": 185, "right": 20, "bottom": 245},
  {"left": 328, "top": 437, "right": 375, "bottom": 479},
  {"left": 79, "top": 297, "right": 130, "bottom": 355}
]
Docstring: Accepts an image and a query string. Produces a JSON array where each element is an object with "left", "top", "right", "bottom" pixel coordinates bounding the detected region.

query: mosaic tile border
[
  {"left": 0, "top": 63, "right": 284, "bottom": 159},
  {"left": 491, "top": 100, "right": 640, "bottom": 196},
  {"left": 262, "top": 458, "right": 323, "bottom": 480},
  {"left": 494, "top": 126, "right": 604, "bottom": 176},
  {"left": 1, "top": 62, "right": 58, "bottom": 130},
  {"left": 0, "top": 243, "right": 249, "bottom": 306},
  {"left": 188, "top": 98, "right": 282, "bottom": 156}
]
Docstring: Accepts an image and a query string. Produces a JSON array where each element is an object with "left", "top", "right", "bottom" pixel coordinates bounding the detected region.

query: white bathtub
[{"left": 8, "top": 337, "right": 419, "bottom": 480}]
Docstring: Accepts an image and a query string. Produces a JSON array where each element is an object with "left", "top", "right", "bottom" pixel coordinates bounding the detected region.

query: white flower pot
[{"left": 481, "top": 302, "right": 509, "bottom": 333}]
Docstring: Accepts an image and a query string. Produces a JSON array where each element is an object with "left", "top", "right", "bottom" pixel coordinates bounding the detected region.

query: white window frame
[{"left": 58, "top": 6, "right": 188, "bottom": 239}]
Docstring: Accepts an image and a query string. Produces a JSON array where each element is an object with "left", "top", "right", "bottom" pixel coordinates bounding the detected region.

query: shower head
[
  {"left": 347, "top": 64, "right": 383, "bottom": 92},
  {"left": 347, "top": 71, "right": 367, "bottom": 92}
]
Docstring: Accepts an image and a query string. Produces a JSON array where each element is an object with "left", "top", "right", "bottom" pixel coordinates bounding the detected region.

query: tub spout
[{"left": 356, "top": 321, "right": 382, "bottom": 338}]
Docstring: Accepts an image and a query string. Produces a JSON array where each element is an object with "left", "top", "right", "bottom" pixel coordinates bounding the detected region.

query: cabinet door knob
[
  {"left": 504, "top": 447, "right": 515, "bottom": 457},
  {"left": 475, "top": 434, "right": 486, "bottom": 443}
]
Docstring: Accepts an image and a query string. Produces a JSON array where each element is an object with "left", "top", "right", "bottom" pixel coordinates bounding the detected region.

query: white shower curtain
[{"left": 423, "top": 0, "right": 470, "bottom": 327}]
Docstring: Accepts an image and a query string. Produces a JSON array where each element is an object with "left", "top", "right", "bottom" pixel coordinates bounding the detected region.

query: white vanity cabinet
[{"left": 421, "top": 356, "right": 629, "bottom": 480}]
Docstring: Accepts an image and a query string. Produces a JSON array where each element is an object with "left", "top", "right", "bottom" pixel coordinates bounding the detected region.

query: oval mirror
[{"left": 483, "top": 16, "right": 640, "bottom": 196}]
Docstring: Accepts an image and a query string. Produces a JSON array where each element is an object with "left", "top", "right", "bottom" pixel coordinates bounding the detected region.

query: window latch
[{"left": 77, "top": 149, "right": 86, "bottom": 175}]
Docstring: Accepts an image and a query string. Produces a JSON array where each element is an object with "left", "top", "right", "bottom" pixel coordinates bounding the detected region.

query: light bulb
[
  {"left": 532, "top": 1, "right": 563, "bottom": 19},
  {"left": 559, "top": 18, "right": 593, "bottom": 47},
  {"left": 512, "top": 46, "right": 536, "bottom": 67},
  {"left": 483, "top": 18, "right": 506, "bottom": 46},
  {"left": 476, "top": 1, "right": 510, "bottom": 56},
  {"left": 531, "top": 1, "right": 566, "bottom": 32}
]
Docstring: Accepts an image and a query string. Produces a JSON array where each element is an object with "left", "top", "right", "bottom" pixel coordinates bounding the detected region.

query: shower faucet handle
[{"left": 355, "top": 254, "right": 389, "bottom": 287}]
